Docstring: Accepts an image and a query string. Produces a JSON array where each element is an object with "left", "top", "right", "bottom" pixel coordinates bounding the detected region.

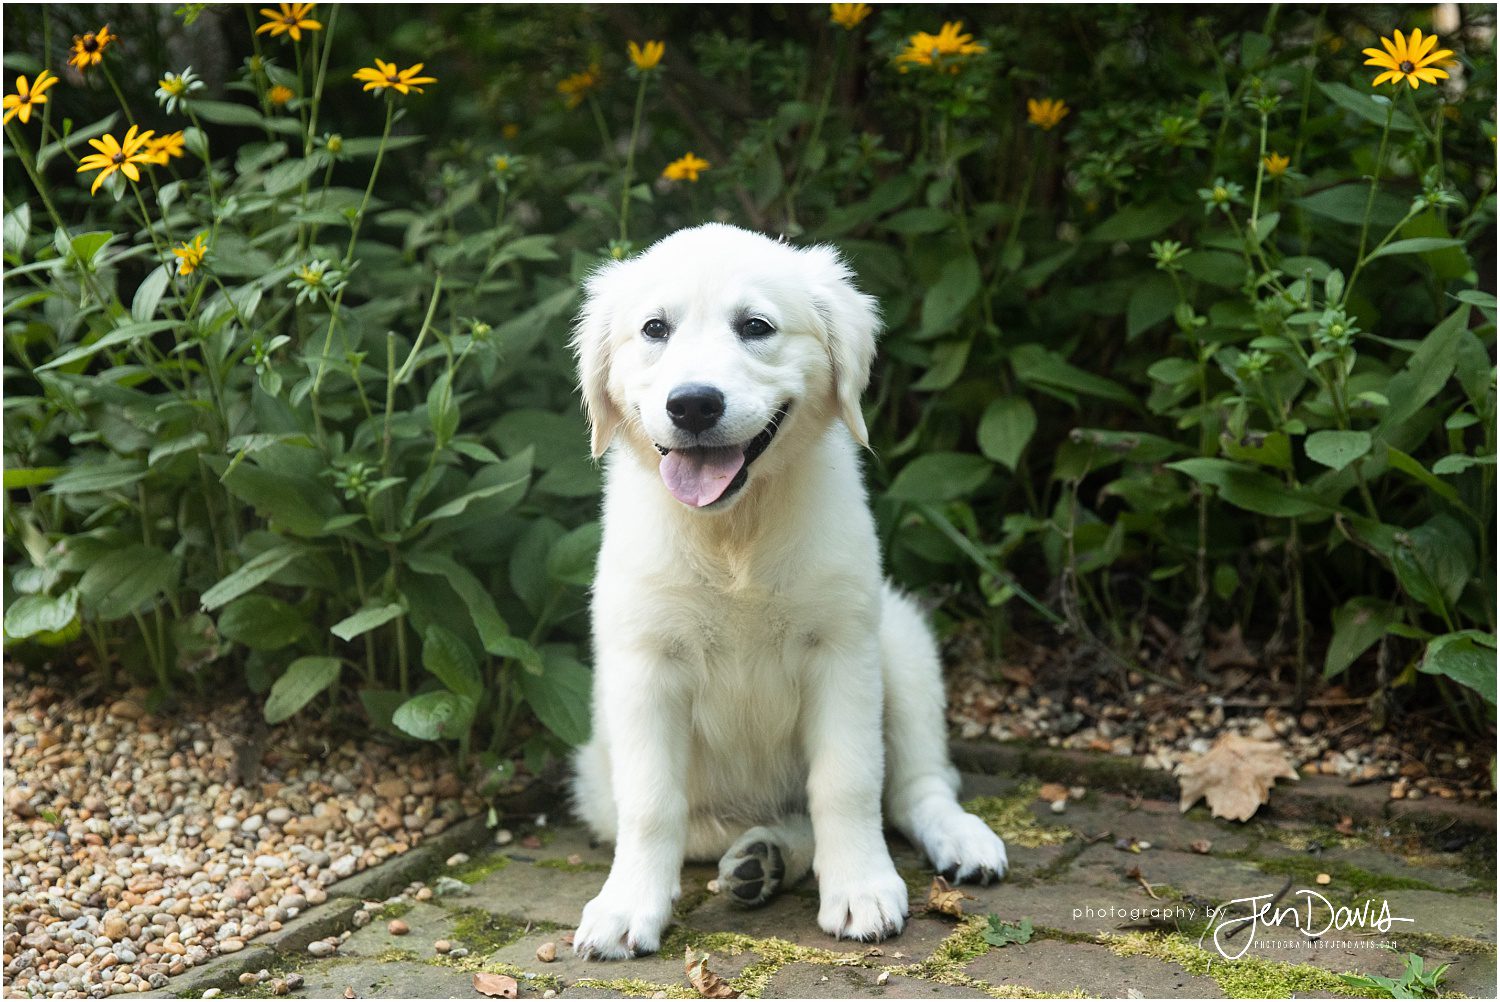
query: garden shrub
[{"left": 2, "top": 4, "right": 1494, "bottom": 769}]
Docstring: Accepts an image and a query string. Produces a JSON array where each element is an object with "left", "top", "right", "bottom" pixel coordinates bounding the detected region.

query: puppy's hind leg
[
  {"left": 717, "top": 815, "right": 814, "bottom": 908},
  {"left": 880, "top": 586, "right": 1008, "bottom": 885}
]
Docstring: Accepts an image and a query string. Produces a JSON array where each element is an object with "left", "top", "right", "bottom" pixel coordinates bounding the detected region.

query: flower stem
[
  {"left": 100, "top": 63, "right": 136, "bottom": 122},
  {"left": 618, "top": 76, "right": 649, "bottom": 246},
  {"left": 1346, "top": 100, "right": 1395, "bottom": 301},
  {"left": 2, "top": 121, "right": 67, "bottom": 233}
]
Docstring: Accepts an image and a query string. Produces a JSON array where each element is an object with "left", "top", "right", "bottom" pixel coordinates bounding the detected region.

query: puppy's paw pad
[{"left": 719, "top": 835, "right": 786, "bottom": 908}]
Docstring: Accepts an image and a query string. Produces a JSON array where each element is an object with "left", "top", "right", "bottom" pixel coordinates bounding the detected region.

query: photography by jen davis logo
[{"left": 1202, "top": 889, "right": 1415, "bottom": 960}]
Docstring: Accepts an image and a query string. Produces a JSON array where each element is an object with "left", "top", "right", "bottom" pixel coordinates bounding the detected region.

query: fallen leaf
[
  {"left": 1176, "top": 733, "right": 1299, "bottom": 822},
  {"left": 684, "top": 946, "right": 740, "bottom": 999},
  {"left": 982, "top": 914, "right": 1033, "bottom": 947},
  {"left": 473, "top": 972, "right": 518, "bottom": 999},
  {"left": 1334, "top": 815, "right": 1356, "bottom": 836},
  {"left": 925, "top": 876, "right": 972, "bottom": 918},
  {"left": 1190, "top": 839, "right": 1213, "bottom": 855},
  {"left": 876, "top": 971, "right": 891, "bottom": 985},
  {"left": 1206, "top": 624, "right": 1257, "bottom": 670},
  {"left": 1037, "top": 782, "right": 1069, "bottom": 803},
  {"left": 343, "top": 988, "right": 356, "bottom": 1000},
  {"left": 999, "top": 664, "right": 1035, "bottom": 686}
]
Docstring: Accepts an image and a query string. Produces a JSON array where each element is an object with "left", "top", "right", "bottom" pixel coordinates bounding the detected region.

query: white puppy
[{"left": 568, "top": 223, "right": 1007, "bottom": 960}]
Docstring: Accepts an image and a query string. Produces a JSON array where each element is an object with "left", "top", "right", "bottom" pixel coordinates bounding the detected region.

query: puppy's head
[{"left": 572, "top": 223, "right": 879, "bottom": 511}]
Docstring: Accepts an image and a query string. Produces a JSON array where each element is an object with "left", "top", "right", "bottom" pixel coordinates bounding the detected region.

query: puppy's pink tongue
[{"left": 659, "top": 447, "right": 745, "bottom": 507}]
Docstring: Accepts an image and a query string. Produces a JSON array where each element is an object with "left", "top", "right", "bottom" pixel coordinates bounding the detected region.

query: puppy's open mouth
[{"left": 656, "top": 404, "right": 789, "bottom": 508}]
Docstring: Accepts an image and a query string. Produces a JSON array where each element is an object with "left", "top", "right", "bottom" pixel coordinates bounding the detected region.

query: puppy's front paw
[
  {"left": 573, "top": 882, "right": 673, "bottom": 960},
  {"left": 921, "top": 810, "right": 1009, "bottom": 886},
  {"left": 816, "top": 863, "right": 908, "bottom": 942}
]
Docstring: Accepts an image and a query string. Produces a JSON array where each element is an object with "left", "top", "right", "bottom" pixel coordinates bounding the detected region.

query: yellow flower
[
  {"left": 256, "top": 3, "right": 322, "bottom": 42},
  {"left": 492, "top": 154, "right": 510, "bottom": 173},
  {"left": 173, "top": 234, "right": 208, "bottom": 276},
  {"left": 75, "top": 125, "right": 156, "bottom": 195},
  {"left": 144, "top": 131, "right": 185, "bottom": 165},
  {"left": 1026, "top": 98, "right": 1070, "bottom": 131},
  {"left": 352, "top": 59, "right": 437, "bottom": 96},
  {"left": 502, "top": 122, "right": 520, "bottom": 140},
  {"left": 1363, "top": 28, "right": 1455, "bottom": 89},
  {"left": 1263, "top": 152, "right": 1290, "bottom": 177},
  {"left": 68, "top": 25, "right": 116, "bottom": 71},
  {"left": 895, "top": 21, "right": 985, "bottom": 74},
  {"left": 3, "top": 69, "right": 59, "bottom": 126},
  {"left": 628, "top": 40, "right": 664, "bottom": 72},
  {"left": 830, "top": 3, "right": 872, "bottom": 30},
  {"left": 662, "top": 152, "right": 710, "bottom": 182},
  {"left": 268, "top": 84, "right": 295, "bottom": 107},
  {"left": 558, "top": 64, "right": 600, "bottom": 109}
]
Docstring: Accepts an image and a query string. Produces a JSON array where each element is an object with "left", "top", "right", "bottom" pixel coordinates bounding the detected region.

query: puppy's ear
[
  {"left": 572, "top": 264, "right": 626, "bottom": 458},
  {"left": 805, "top": 244, "right": 880, "bottom": 447}
]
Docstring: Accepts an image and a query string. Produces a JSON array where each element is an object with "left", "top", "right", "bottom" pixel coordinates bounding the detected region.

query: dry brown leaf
[
  {"left": 685, "top": 946, "right": 740, "bottom": 999},
  {"left": 925, "top": 876, "right": 972, "bottom": 918},
  {"left": 999, "top": 664, "right": 1035, "bottom": 686},
  {"left": 343, "top": 988, "right": 356, "bottom": 1000},
  {"left": 1176, "top": 733, "right": 1299, "bottom": 822},
  {"left": 1037, "top": 782, "right": 1069, "bottom": 803},
  {"left": 473, "top": 972, "right": 518, "bottom": 999}
]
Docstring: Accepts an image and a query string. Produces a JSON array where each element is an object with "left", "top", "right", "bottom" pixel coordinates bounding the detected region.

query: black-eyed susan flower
[
  {"left": 144, "top": 131, "right": 185, "bottom": 165},
  {"left": 155, "top": 67, "right": 203, "bottom": 115},
  {"left": 628, "top": 40, "right": 664, "bottom": 72},
  {"left": 268, "top": 84, "right": 295, "bottom": 108},
  {"left": 830, "top": 3, "right": 872, "bottom": 30},
  {"left": 352, "top": 59, "right": 437, "bottom": 97},
  {"left": 662, "top": 152, "right": 710, "bottom": 182},
  {"left": 895, "top": 21, "right": 985, "bottom": 74},
  {"left": 256, "top": 3, "right": 322, "bottom": 42},
  {"left": 1363, "top": 28, "right": 1455, "bottom": 89},
  {"left": 1026, "top": 98, "right": 1070, "bottom": 131},
  {"left": 3, "top": 69, "right": 59, "bottom": 126},
  {"left": 557, "top": 64, "right": 600, "bottom": 109},
  {"left": 172, "top": 233, "right": 208, "bottom": 276},
  {"left": 1263, "top": 152, "right": 1290, "bottom": 177},
  {"left": 69, "top": 25, "right": 116, "bottom": 71},
  {"left": 76, "top": 125, "right": 156, "bottom": 195}
]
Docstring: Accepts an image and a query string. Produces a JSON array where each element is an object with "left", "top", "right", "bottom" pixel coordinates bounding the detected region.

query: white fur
[{"left": 569, "top": 224, "right": 1007, "bottom": 960}]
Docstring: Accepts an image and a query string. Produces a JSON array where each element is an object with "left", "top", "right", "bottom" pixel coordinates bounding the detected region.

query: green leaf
[
  {"left": 392, "top": 690, "right": 475, "bottom": 741},
  {"left": 910, "top": 338, "right": 972, "bottom": 392},
  {"left": 221, "top": 462, "right": 341, "bottom": 538},
  {"left": 1420, "top": 632, "right": 1497, "bottom": 704},
  {"left": 547, "top": 521, "right": 602, "bottom": 587},
  {"left": 1168, "top": 459, "right": 1328, "bottom": 517},
  {"left": 1325, "top": 598, "right": 1399, "bottom": 679},
  {"left": 403, "top": 551, "right": 510, "bottom": 654},
  {"left": 426, "top": 369, "right": 459, "bottom": 448},
  {"left": 1386, "top": 447, "right": 1463, "bottom": 506},
  {"left": 191, "top": 99, "right": 269, "bottom": 128},
  {"left": 131, "top": 265, "right": 172, "bottom": 323},
  {"left": 148, "top": 432, "right": 210, "bottom": 467},
  {"left": 200, "top": 544, "right": 304, "bottom": 610},
  {"left": 919, "top": 252, "right": 981, "bottom": 338},
  {"left": 1295, "top": 186, "right": 1408, "bottom": 228},
  {"left": 888, "top": 453, "right": 992, "bottom": 503},
  {"left": 263, "top": 656, "right": 342, "bottom": 724},
  {"left": 983, "top": 915, "right": 1034, "bottom": 947},
  {"left": 1393, "top": 515, "right": 1474, "bottom": 617},
  {"left": 883, "top": 207, "right": 953, "bottom": 235},
  {"left": 1376, "top": 308, "right": 1470, "bottom": 437},
  {"left": 1304, "top": 430, "right": 1371, "bottom": 472},
  {"left": 422, "top": 625, "right": 482, "bottom": 701},
  {"left": 263, "top": 157, "right": 320, "bottom": 196},
  {"left": 977, "top": 397, "right": 1037, "bottom": 472},
  {"left": 418, "top": 474, "right": 529, "bottom": 527},
  {"left": 511, "top": 517, "right": 565, "bottom": 614},
  {"left": 4, "top": 467, "right": 65, "bottom": 489},
  {"left": 38, "top": 321, "right": 181, "bottom": 371},
  {"left": 4, "top": 590, "right": 79, "bottom": 641},
  {"left": 218, "top": 594, "right": 307, "bottom": 650},
  {"left": 1127, "top": 274, "right": 1178, "bottom": 339},
  {"left": 1085, "top": 203, "right": 1182, "bottom": 242},
  {"left": 330, "top": 602, "right": 405, "bottom": 642},
  {"left": 1315, "top": 81, "right": 1417, "bottom": 132},
  {"left": 487, "top": 635, "right": 544, "bottom": 674},
  {"left": 69, "top": 231, "right": 115, "bottom": 267},
  {"left": 519, "top": 646, "right": 593, "bottom": 746},
  {"left": 1011, "top": 344, "right": 1136, "bottom": 406},
  {"left": 1366, "top": 237, "right": 1466, "bottom": 262},
  {"left": 1220, "top": 431, "right": 1293, "bottom": 471},
  {"left": 77, "top": 544, "right": 178, "bottom": 620}
]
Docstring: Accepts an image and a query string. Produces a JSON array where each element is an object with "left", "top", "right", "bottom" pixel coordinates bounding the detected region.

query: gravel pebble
[
  {"left": 3, "top": 677, "right": 482, "bottom": 999},
  {"left": 387, "top": 920, "right": 410, "bottom": 936}
]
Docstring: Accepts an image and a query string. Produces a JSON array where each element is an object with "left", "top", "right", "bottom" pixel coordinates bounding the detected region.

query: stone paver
[
  {"left": 189, "top": 771, "right": 1492, "bottom": 999},
  {"left": 967, "top": 938, "right": 1224, "bottom": 997}
]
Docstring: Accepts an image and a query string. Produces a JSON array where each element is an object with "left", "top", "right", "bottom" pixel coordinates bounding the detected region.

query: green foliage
[
  {"left": 981, "top": 915, "right": 1032, "bottom": 948},
  {"left": 2, "top": 4, "right": 1495, "bottom": 768},
  {"left": 1339, "top": 952, "right": 1449, "bottom": 999}
]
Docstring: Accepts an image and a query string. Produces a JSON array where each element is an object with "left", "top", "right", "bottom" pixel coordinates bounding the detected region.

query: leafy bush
[{"left": 3, "top": 5, "right": 1494, "bottom": 767}]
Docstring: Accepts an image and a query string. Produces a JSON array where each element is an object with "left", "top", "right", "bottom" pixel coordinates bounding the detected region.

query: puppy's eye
[
  {"left": 642, "top": 318, "right": 669, "bottom": 340},
  {"left": 739, "top": 317, "right": 775, "bottom": 339}
]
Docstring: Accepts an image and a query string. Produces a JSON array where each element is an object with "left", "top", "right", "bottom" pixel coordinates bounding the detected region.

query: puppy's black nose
[{"left": 666, "top": 384, "right": 725, "bottom": 435}]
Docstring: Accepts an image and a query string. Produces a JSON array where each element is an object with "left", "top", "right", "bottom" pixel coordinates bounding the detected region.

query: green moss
[
  {"left": 571, "top": 976, "right": 696, "bottom": 998},
  {"left": 534, "top": 856, "right": 610, "bottom": 874},
  {"left": 1103, "top": 930, "right": 1378, "bottom": 998},
  {"left": 447, "top": 907, "right": 540, "bottom": 954},
  {"left": 375, "top": 947, "right": 421, "bottom": 963},
  {"left": 964, "top": 784, "right": 1075, "bottom": 849},
  {"left": 448, "top": 852, "right": 512, "bottom": 884},
  {"left": 376, "top": 900, "right": 414, "bottom": 921},
  {"left": 1251, "top": 855, "right": 1451, "bottom": 897},
  {"left": 429, "top": 953, "right": 564, "bottom": 991}
]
